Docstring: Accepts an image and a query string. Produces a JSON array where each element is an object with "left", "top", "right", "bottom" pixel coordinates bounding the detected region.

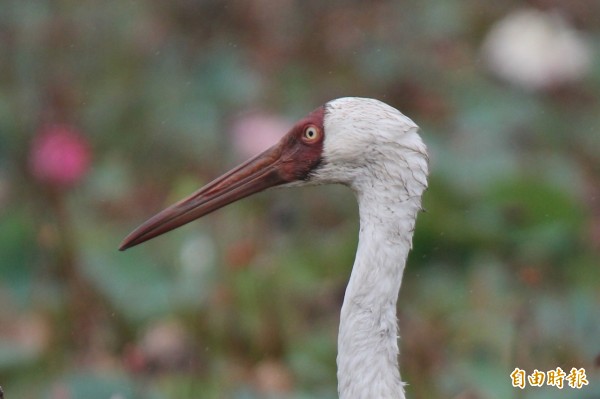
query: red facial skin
[{"left": 119, "top": 105, "right": 326, "bottom": 251}]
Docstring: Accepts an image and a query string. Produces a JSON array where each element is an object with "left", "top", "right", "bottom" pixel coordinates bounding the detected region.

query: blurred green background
[{"left": 1, "top": 1, "right": 599, "bottom": 398}]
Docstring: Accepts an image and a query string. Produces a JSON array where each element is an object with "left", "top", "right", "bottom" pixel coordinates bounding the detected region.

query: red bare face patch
[{"left": 276, "top": 105, "right": 326, "bottom": 181}]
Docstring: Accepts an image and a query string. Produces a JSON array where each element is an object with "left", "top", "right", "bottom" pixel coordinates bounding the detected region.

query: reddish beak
[
  {"left": 119, "top": 105, "right": 325, "bottom": 251},
  {"left": 119, "top": 145, "right": 290, "bottom": 251}
]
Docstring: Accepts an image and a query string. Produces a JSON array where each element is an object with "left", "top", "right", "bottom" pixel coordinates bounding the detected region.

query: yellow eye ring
[{"left": 303, "top": 125, "right": 320, "bottom": 142}]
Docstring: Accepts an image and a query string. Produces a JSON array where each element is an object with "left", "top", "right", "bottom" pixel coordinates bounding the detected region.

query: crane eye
[{"left": 302, "top": 125, "right": 320, "bottom": 143}]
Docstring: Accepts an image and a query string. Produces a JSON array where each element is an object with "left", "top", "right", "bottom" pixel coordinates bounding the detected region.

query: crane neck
[{"left": 337, "top": 179, "right": 424, "bottom": 399}]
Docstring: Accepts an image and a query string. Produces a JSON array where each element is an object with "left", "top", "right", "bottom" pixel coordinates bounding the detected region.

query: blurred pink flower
[
  {"left": 230, "top": 112, "right": 292, "bottom": 159},
  {"left": 29, "top": 124, "right": 91, "bottom": 187}
]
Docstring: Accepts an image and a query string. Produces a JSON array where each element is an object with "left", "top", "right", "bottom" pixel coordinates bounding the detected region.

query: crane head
[{"left": 119, "top": 97, "right": 427, "bottom": 250}]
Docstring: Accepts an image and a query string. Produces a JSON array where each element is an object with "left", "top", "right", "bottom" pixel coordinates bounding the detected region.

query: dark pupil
[{"left": 307, "top": 129, "right": 314, "bottom": 137}]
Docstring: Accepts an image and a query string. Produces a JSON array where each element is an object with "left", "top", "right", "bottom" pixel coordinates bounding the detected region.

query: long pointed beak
[
  {"left": 120, "top": 105, "right": 325, "bottom": 251},
  {"left": 119, "top": 144, "right": 288, "bottom": 251}
]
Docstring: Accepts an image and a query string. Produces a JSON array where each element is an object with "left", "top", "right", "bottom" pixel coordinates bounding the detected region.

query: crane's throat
[{"left": 337, "top": 188, "right": 423, "bottom": 399}]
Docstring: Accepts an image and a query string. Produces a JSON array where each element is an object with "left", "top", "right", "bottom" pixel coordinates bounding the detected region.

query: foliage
[{"left": 0, "top": 0, "right": 599, "bottom": 398}]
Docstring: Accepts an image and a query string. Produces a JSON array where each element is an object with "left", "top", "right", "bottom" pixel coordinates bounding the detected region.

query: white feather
[{"left": 309, "top": 97, "right": 429, "bottom": 399}]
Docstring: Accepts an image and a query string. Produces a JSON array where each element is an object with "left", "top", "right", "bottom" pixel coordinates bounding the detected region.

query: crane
[{"left": 120, "top": 97, "right": 429, "bottom": 399}]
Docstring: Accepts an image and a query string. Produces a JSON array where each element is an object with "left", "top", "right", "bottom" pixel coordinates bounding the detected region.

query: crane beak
[
  {"left": 119, "top": 105, "right": 325, "bottom": 251},
  {"left": 119, "top": 144, "right": 290, "bottom": 251}
]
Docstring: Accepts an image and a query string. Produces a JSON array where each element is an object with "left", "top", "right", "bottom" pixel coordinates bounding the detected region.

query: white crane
[{"left": 120, "top": 97, "right": 429, "bottom": 399}]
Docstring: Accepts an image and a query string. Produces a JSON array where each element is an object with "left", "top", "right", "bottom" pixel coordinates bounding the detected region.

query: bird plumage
[{"left": 307, "top": 98, "right": 428, "bottom": 398}]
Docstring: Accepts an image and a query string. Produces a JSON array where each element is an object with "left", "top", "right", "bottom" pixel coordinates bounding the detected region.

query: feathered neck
[{"left": 337, "top": 154, "right": 427, "bottom": 399}]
